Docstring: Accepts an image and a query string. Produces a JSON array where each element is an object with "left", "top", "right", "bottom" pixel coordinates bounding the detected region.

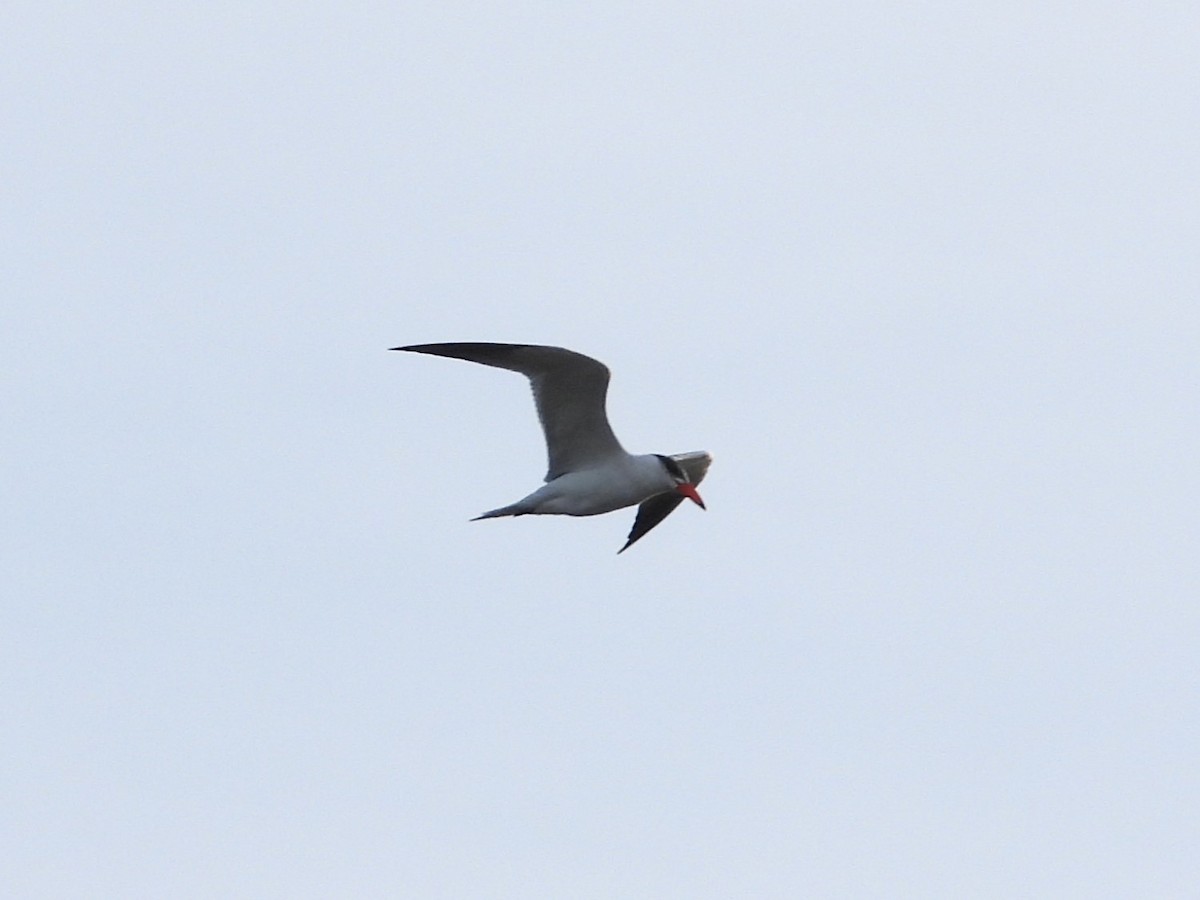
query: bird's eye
[{"left": 656, "top": 454, "right": 687, "bottom": 482}]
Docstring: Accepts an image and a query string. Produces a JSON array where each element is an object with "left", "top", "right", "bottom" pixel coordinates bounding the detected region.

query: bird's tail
[{"left": 471, "top": 502, "right": 529, "bottom": 521}]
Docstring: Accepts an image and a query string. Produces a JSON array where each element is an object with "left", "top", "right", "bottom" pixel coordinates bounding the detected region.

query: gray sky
[{"left": 4, "top": 2, "right": 1198, "bottom": 897}]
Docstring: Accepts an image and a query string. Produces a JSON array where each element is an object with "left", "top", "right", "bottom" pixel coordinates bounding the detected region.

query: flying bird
[{"left": 392, "top": 342, "right": 711, "bottom": 552}]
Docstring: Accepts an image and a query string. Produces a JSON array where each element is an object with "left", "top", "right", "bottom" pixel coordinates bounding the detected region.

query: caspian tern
[{"left": 392, "top": 342, "right": 711, "bottom": 552}]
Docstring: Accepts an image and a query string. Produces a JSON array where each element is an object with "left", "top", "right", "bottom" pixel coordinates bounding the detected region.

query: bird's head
[{"left": 655, "top": 454, "right": 706, "bottom": 509}]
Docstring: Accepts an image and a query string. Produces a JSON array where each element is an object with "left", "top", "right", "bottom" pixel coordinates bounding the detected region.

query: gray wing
[
  {"left": 618, "top": 451, "right": 712, "bottom": 553},
  {"left": 393, "top": 343, "right": 624, "bottom": 480}
]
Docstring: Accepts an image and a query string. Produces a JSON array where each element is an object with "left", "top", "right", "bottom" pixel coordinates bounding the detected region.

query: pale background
[{"left": 4, "top": 2, "right": 1197, "bottom": 897}]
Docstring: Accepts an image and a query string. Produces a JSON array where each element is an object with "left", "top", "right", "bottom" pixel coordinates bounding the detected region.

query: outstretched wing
[
  {"left": 618, "top": 451, "right": 712, "bottom": 553},
  {"left": 393, "top": 343, "right": 625, "bottom": 480}
]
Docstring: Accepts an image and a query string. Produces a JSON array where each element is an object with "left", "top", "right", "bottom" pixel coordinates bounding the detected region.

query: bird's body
[
  {"left": 392, "top": 342, "right": 711, "bottom": 552},
  {"left": 474, "top": 452, "right": 680, "bottom": 519}
]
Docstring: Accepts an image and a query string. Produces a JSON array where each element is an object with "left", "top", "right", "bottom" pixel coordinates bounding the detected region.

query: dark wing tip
[{"left": 617, "top": 492, "right": 687, "bottom": 554}]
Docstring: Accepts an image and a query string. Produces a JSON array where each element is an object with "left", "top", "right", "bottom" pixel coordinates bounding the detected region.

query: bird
[{"left": 392, "top": 342, "right": 711, "bottom": 552}]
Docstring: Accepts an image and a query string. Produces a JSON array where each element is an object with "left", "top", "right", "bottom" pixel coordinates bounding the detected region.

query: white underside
[{"left": 477, "top": 453, "right": 676, "bottom": 518}]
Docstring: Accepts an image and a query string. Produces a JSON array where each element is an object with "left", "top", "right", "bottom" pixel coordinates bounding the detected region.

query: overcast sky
[{"left": 4, "top": 2, "right": 1198, "bottom": 897}]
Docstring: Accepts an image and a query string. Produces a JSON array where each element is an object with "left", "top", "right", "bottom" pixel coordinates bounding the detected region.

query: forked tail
[{"left": 470, "top": 502, "right": 529, "bottom": 521}]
